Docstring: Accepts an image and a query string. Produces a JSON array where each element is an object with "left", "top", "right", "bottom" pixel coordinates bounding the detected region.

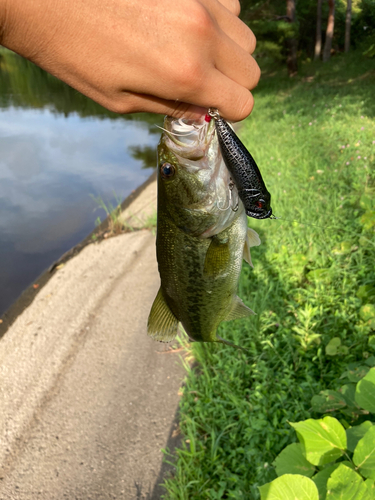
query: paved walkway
[{"left": 0, "top": 180, "right": 186, "bottom": 499}]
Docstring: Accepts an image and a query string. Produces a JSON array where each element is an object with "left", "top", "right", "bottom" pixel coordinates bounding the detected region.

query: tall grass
[{"left": 162, "top": 51, "right": 375, "bottom": 499}]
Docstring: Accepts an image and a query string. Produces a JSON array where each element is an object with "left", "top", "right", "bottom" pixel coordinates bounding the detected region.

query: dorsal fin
[
  {"left": 243, "top": 227, "right": 261, "bottom": 267},
  {"left": 147, "top": 288, "right": 179, "bottom": 342},
  {"left": 225, "top": 295, "right": 255, "bottom": 321}
]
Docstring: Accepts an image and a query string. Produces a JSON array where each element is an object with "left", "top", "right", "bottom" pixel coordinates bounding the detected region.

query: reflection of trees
[
  {"left": 129, "top": 145, "right": 157, "bottom": 170},
  {"left": 0, "top": 48, "right": 163, "bottom": 129}
]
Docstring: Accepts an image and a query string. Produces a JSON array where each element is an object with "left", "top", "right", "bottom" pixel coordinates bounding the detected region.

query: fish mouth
[{"left": 161, "top": 115, "right": 215, "bottom": 159}]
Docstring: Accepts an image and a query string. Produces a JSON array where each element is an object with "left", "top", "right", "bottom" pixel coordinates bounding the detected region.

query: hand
[{"left": 0, "top": 0, "right": 260, "bottom": 121}]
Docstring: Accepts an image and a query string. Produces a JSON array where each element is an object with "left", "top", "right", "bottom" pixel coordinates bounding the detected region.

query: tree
[
  {"left": 314, "top": 0, "right": 323, "bottom": 60},
  {"left": 345, "top": 0, "right": 352, "bottom": 52},
  {"left": 286, "top": 0, "right": 298, "bottom": 74},
  {"left": 323, "top": 0, "right": 335, "bottom": 62}
]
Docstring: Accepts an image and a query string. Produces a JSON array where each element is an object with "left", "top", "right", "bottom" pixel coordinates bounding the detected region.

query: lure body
[{"left": 208, "top": 109, "right": 272, "bottom": 219}]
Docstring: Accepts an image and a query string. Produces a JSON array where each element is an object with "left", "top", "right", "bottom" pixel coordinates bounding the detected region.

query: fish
[
  {"left": 208, "top": 108, "right": 273, "bottom": 220},
  {"left": 147, "top": 115, "right": 261, "bottom": 349}
]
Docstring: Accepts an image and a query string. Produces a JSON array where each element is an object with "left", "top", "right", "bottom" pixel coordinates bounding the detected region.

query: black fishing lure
[{"left": 208, "top": 108, "right": 273, "bottom": 220}]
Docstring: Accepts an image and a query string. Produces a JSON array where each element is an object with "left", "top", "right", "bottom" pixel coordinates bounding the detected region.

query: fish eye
[{"left": 160, "top": 162, "right": 175, "bottom": 179}]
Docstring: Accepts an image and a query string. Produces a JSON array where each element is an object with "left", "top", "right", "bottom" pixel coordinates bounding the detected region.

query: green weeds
[{"left": 162, "top": 51, "right": 375, "bottom": 499}]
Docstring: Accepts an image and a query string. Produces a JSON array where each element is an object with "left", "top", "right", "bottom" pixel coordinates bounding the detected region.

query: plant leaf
[
  {"left": 355, "top": 368, "right": 375, "bottom": 413},
  {"left": 346, "top": 421, "right": 373, "bottom": 453},
  {"left": 326, "top": 338, "right": 341, "bottom": 356},
  {"left": 274, "top": 443, "right": 316, "bottom": 478},
  {"left": 339, "top": 384, "right": 359, "bottom": 408},
  {"left": 312, "top": 464, "right": 340, "bottom": 500},
  {"left": 365, "top": 478, "right": 375, "bottom": 498},
  {"left": 259, "top": 474, "right": 319, "bottom": 500},
  {"left": 353, "top": 426, "right": 375, "bottom": 479},
  {"left": 326, "top": 464, "right": 371, "bottom": 499},
  {"left": 311, "top": 391, "right": 347, "bottom": 413},
  {"left": 290, "top": 417, "right": 346, "bottom": 466}
]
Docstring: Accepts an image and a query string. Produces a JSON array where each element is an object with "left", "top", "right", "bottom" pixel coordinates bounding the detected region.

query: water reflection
[{"left": 0, "top": 49, "right": 162, "bottom": 315}]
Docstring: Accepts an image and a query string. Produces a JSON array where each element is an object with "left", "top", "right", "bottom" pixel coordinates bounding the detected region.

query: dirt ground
[{"left": 0, "top": 177, "right": 186, "bottom": 499}]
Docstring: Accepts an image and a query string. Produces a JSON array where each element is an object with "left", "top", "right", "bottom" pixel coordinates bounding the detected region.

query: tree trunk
[
  {"left": 286, "top": 0, "right": 298, "bottom": 75},
  {"left": 345, "top": 0, "right": 352, "bottom": 52},
  {"left": 323, "top": 0, "right": 335, "bottom": 62},
  {"left": 314, "top": 0, "right": 323, "bottom": 60}
]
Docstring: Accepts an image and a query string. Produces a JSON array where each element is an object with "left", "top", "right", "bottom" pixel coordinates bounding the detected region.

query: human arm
[{"left": 0, "top": 0, "right": 260, "bottom": 121}]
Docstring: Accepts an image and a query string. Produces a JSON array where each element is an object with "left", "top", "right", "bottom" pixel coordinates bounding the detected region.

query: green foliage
[
  {"left": 162, "top": 52, "right": 375, "bottom": 500},
  {"left": 259, "top": 368, "right": 375, "bottom": 499}
]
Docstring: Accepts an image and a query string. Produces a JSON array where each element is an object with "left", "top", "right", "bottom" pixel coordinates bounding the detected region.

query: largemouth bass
[{"left": 147, "top": 116, "right": 260, "bottom": 348}]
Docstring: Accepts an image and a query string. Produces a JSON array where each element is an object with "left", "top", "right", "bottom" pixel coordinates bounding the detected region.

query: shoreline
[{"left": 0, "top": 170, "right": 157, "bottom": 341}]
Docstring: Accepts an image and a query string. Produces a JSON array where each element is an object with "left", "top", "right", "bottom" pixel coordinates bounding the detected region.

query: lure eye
[
  {"left": 160, "top": 162, "right": 175, "bottom": 179},
  {"left": 256, "top": 200, "right": 265, "bottom": 209}
]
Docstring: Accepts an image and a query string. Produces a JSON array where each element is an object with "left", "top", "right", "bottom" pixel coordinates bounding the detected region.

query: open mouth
[{"left": 161, "top": 116, "right": 215, "bottom": 151}]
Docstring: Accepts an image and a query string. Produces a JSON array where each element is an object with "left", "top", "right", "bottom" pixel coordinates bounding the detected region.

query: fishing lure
[{"left": 207, "top": 108, "right": 273, "bottom": 220}]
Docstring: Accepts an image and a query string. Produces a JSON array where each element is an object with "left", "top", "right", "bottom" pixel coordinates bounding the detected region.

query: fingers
[
  {"left": 203, "top": 0, "right": 256, "bottom": 54},
  {"left": 215, "top": 0, "right": 241, "bottom": 16}
]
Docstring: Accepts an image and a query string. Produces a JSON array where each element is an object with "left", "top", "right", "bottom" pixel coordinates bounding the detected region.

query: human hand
[{"left": 0, "top": 0, "right": 260, "bottom": 121}]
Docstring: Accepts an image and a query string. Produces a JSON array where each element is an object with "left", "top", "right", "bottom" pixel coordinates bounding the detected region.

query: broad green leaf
[
  {"left": 355, "top": 368, "right": 375, "bottom": 412},
  {"left": 365, "top": 479, "right": 375, "bottom": 498},
  {"left": 290, "top": 417, "right": 346, "bottom": 466},
  {"left": 259, "top": 474, "right": 319, "bottom": 500},
  {"left": 347, "top": 365, "right": 370, "bottom": 383},
  {"left": 312, "top": 464, "right": 340, "bottom": 500},
  {"left": 359, "top": 194, "right": 375, "bottom": 211},
  {"left": 357, "top": 285, "right": 375, "bottom": 301},
  {"left": 339, "top": 384, "right": 358, "bottom": 408},
  {"left": 360, "top": 211, "right": 375, "bottom": 231},
  {"left": 332, "top": 241, "right": 352, "bottom": 256},
  {"left": 307, "top": 269, "right": 333, "bottom": 284},
  {"left": 274, "top": 443, "right": 316, "bottom": 478},
  {"left": 360, "top": 305, "right": 375, "bottom": 322},
  {"left": 311, "top": 391, "right": 347, "bottom": 413},
  {"left": 353, "top": 426, "right": 375, "bottom": 479},
  {"left": 326, "top": 464, "right": 371, "bottom": 499},
  {"left": 326, "top": 338, "right": 341, "bottom": 356},
  {"left": 346, "top": 421, "right": 373, "bottom": 453}
]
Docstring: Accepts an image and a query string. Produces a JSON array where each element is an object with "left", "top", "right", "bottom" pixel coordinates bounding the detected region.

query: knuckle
[
  {"left": 174, "top": 59, "right": 205, "bottom": 96},
  {"left": 105, "top": 96, "right": 137, "bottom": 115},
  {"left": 185, "top": 3, "right": 214, "bottom": 37}
]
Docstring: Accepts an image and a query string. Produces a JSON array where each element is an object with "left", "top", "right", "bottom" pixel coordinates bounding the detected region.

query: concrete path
[{"left": 0, "top": 179, "right": 186, "bottom": 499}]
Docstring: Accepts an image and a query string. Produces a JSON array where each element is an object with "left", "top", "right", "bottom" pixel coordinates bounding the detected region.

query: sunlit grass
[{"left": 162, "top": 51, "right": 375, "bottom": 499}]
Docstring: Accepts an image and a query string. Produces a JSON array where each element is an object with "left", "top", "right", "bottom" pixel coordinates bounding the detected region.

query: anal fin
[
  {"left": 225, "top": 295, "right": 255, "bottom": 321},
  {"left": 147, "top": 287, "right": 179, "bottom": 342}
]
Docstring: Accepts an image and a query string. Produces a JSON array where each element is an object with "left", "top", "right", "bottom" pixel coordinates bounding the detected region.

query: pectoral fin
[
  {"left": 243, "top": 228, "right": 261, "bottom": 267},
  {"left": 225, "top": 295, "right": 255, "bottom": 321},
  {"left": 147, "top": 288, "right": 179, "bottom": 342},
  {"left": 203, "top": 236, "right": 230, "bottom": 277}
]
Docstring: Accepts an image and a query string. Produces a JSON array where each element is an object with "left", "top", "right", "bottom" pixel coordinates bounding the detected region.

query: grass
[
  {"left": 161, "top": 50, "right": 375, "bottom": 499},
  {"left": 90, "top": 193, "right": 157, "bottom": 240}
]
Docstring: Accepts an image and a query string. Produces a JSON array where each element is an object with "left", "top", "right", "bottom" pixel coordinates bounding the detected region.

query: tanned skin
[{"left": 0, "top": 0, "right": 260, "bottom": 121}]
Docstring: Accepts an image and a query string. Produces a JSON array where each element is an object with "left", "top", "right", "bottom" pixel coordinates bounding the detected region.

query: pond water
[{"left": 0, "top": 49, "right": 162, "bottom": 316}]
